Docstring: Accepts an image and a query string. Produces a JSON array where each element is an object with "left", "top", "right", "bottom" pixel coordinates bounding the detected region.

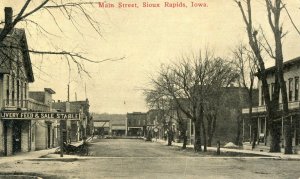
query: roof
[
  {"left": 0, "top": 28, "right": 34, "bottom": 82},
  {"left": 44, "top": 88, "right": 56, "bottom": 94},
  {"left": 259, "top": 56, "right": 300, "bottom": 75}
]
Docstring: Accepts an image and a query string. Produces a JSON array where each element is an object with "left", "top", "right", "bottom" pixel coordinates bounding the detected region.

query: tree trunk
[
  {"left": 207, "top": 115, "right": 212, "bottom": 147},
  {"left": 201, "top": 115, "right": 207, "bottom": 152},
  {"left": 284, "top": 119, "right": 293, "bottom": 154},
  {"left": 167, "top": 130, "right": 173, "bottom": 146},
  {"left": 251, "top": 118, "right": 258, "bottom": 149},
  {"left": 182, "top": 133, "right": 187, "bottom": 149},
  {"left": 194, "top": 118, "right": 202, "bottom": 152},
  {"left": 270, "top": 121, "right": 281, "bottom": 152},
  {"left": 235, "top": 116, "right": 242, "bottom": 146}
]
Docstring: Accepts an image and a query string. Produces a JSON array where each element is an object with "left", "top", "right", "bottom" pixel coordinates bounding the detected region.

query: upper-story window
[
  {"left": 271, "top": 83, "right": 275, "bottom": 100},
  {"left": 6, "top": 75, "right": 10, "bottom": 105},
  {"left": 261, "top": 86, "right": 265, "bottom": 105},
  {"left": 24, "top": 83, "right": 27, "bottom": 100},
  {"left": 289, "top": 78, "right": 293, "bottom": 101},
  {"left": 17, "top": 80, "right": 20, "bottom": 105},
  {"left": 295, "top": 77, "right": 299, "bottom": 101},
  {"left": 12, "top": 75, "right": 15, "bottom": 105},
  {"left": 20, "top": 81, "right": 23, "bottom": 107}
]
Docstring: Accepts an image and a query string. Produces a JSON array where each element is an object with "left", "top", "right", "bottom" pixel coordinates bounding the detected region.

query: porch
[{"left": 242, "top": 102, "right": 300, "bottom": 151}]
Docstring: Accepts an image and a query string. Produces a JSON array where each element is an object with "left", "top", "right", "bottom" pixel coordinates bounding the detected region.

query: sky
[{"left": 1, "top": 0, "right": 300, "bottom": 114}]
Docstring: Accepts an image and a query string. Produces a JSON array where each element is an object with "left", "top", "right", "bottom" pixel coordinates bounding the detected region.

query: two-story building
[
  {"left": 29, "top": 88, "right": 57, "bottom": 149},
  {"left": 52, "top": 99, "right": 91, "bottom": 142},
  {"left": 0, "top": 7, "right": 36, "bottom": 155},
  {"left": 126, "top": 112, "right": 147, "bottom": 136},
  {"left": 242, "top": 56, "right": 300, "bottom": 149},
  {"left": 164, "top": 87, "right": 256, "bottom": 145},
  {"left": 69, "top": 99, "right": 91, "bottom": 139}
]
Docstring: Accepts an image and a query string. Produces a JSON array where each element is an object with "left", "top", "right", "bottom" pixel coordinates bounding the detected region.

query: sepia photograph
[{"left": 1, "top": 0, "right": 300, "bottom": 178}]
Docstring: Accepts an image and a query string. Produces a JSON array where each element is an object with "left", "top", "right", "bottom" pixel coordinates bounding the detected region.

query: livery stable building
[
  {"left": 0, "top": 111, "right": 80, "bottom": 156},
  {"left": 0, "top": 7, "right": 81, "bottom": 156}
]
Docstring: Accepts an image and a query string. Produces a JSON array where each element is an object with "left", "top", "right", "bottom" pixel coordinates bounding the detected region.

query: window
[
  {"left": 6, "top": 75, "right": 9, "bottom": 105},
  {"left": 24, "top": 83, "right": 27, "bottom": 100},
  {"left": 20, "top": 81, "right": 23, "bottom": 107},
  {"left": 17, "top": 80, "right": 20, "bottom": 106},
  {"left": 295, "top": 77, "right": 299, "bottom": 101},
  {"left": 12, "top": 76, "right": 15, "bottom": 105},
  {"left": 261, "top": 86, "right": 265, "bottom": 105},
  {"left": 271, "top": 83, "right": 275, "bottom": 100},
  {"left": 289, "top": 78, "right": 293, "bottom": 101}
]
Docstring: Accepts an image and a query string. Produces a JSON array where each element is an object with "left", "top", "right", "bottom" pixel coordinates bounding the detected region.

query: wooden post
[
  {"left": 242, "top": 118, "right": 245, "bottom": 143},
  {"left": 249, "top": 125, "right": 251, "bottom": 143},
  {"left": 282, "top": 116, "right": 284, "bottom": 148},
  {"left": 217, "top": 140, "right": 220, "bottom": 155},
  {"left": 60, "top": 120, "right": 63, "bottom": 157},
  {"left": 264, "top": 117, "right": 267, "bottom": 145}
]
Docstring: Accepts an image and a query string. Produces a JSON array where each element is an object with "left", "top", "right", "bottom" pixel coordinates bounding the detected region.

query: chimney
[{"left": 4, "top": 7, "right": 13, "bottom": 27}]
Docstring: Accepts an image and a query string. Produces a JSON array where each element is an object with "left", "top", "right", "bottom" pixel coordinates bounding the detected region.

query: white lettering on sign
[{"left": 0, "top": 112, "right": 80, "bottom": 120}]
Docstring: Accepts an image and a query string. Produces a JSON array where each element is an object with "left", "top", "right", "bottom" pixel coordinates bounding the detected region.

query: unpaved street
[{"left": 0, "top": 139, "right": 300, "bottom": 179}]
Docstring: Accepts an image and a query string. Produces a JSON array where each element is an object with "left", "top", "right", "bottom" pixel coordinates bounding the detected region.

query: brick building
[
  {"left": 126, "top": 112, "right": 146, "bottom": 136},
  {"left": 149, "top": 87, "right": 257, "bottom": 145},
  {"left": 52, "top": 101, "right": 71, "bottom": 144},
  {"left": 52, "top": 99, "right": 91, "bottom": 142}
]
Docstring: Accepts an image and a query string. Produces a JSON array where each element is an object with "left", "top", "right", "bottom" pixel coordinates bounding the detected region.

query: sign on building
[{"left": 0, "top": 112, "right": 80, "bottom": 120}]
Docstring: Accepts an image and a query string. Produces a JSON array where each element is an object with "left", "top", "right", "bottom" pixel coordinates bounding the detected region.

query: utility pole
[{"left": 67, "top": 84, "right": 70, "bottom": 102}]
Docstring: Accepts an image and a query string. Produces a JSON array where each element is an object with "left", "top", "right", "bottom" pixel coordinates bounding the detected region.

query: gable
[{"left": 0, "top": 28, "right": 34, "bottom": 82}]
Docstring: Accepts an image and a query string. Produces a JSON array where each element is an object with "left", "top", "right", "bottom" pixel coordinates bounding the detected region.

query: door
[
  {"left": 3, "top": 121, "right": 8, "bottom": 156},
  {"left": 13, "top": 121, "right": 22, "bottom": 154},
  {"left": 47, "top": 124, "right": 51, "bottom": 148}
]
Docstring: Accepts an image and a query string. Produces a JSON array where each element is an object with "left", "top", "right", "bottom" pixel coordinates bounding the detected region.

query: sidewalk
[
  {"left": 0, "top": 136, "right": 95, "bottom": 164},
  {"left": 155, "top": 139, "right": 300, "bottom": 160},
  {"left": 0, "top": 148, "right": 57, "bottom": 164}
]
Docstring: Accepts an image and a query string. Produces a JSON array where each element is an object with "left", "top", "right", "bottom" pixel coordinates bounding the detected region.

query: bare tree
[
  {"left": 235, "top": 0, "right": 293, "bottom": 153},
  {"left": 144, "top": 82, "right": 175, "bottom": 146},
  {"left": 0, "top": 1, "right": 122, "bottom": 77},
  {"left": 145, "top": 50, "right": 238, "bottom": 152},
  {"left": 233, "top": 43, "right": 258, "bottom": 149}
]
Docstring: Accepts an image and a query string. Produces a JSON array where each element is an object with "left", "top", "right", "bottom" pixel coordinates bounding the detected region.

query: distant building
[
  {"left": 69, "top": 99, "right": 92, "bottom": 138},
  {"left": 93, "top": 114, "right": 126, "bottom": 136},
  {"left": 150, "top": 87, "right": 257, "bottom": 145},
  {"left": 52, "top": 101, "right": 71, "bottom": 144},
  {"left": 29, "top": 88, "right": 57, "bottom": 150},
  {"left": 126, "top": 112, "right": 147, "bottom": 136},
  {"left": 52, "top": 99, "right": 91, "bottom": 143}
]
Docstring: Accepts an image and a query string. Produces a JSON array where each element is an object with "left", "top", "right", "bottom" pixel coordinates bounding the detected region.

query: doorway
[
  {"left": 13, "top": 121, "right": 22, "bottom": 154},
  {"left": 3, "top": 121, "right": 8, "bottom": 156},
  {"left": 47, "top": 124, "right": 51, "bottom": 148}
]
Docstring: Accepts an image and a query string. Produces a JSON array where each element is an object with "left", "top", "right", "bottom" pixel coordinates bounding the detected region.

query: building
[
  {"left": 0, "top": 7, "right": 34, "bottom": 155},
  {"left": 126, "top": 112, "right": 147, "bottom": 136},
  {"left": 52, "top": 99, "right": 91, "bottom": 142},
  {"left": 156, "top": 87, "right": 256, "bottom": 145},
  {"left": 145, "top": 109, "right": 165, "bottom": 140},
  {"left": 93, "top": 113, "right": 126, "bottom": 136},
  {"left": 69, "top": 99, "right": 91, "bottom": 138},
  {"left": 242, "top": 57, "right": 300, "bottom": 149},
  {"left": 29, "top": 88, "right": 57, "bottom": 149},
  {"left": 52, "top": 101, "right": 71, "bottom": 144}
]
